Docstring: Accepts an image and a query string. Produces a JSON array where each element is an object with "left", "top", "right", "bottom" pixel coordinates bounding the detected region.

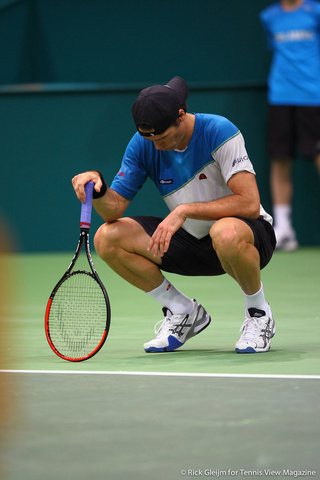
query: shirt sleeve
[
  {"left": 110, "top": 134, "right": 148, "bottom": 201},
  {"left": 212, "top": 133, "right": 256, "bottom": 184},
  {"left": 260, "top": 10, "right": 274, "bottom": 51}
]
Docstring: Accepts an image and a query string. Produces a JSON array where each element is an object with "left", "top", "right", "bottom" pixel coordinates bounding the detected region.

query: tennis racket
[{"left": 45, "top": 181, "right": 111, "bottom": 362}]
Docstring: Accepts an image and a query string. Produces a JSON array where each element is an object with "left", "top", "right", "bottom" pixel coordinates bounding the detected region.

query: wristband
[{"left": 92, "top": 171, "right": 107, "bottom": 199}]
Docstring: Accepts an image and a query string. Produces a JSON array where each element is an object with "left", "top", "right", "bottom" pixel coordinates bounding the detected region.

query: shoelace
[
  {"left": 239, "top": 317, "right": 261, "bottom": 341},
  {"left": 154, "top": 314, "right": 191, "bottom": 340},
  {"left": 154, "top": 317, "right": 172, "bottom": 337}
]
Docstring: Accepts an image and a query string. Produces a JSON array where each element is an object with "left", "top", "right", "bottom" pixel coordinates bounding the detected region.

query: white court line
[{"left": 0, "top": 370, "right": 319, "bottom": 380}]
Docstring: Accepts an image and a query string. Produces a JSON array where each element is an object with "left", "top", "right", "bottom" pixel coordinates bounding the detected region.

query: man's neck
[
  {"left": 281, "top": 0, "right": 304, "bottom": 11},
  {"left": 177, "top": 113, "right": 195, "bottom": 150}
]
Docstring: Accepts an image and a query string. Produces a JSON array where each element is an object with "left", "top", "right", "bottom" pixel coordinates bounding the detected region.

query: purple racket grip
[{"left": 80, "top": 181, "right": 94, "bottom": 228}]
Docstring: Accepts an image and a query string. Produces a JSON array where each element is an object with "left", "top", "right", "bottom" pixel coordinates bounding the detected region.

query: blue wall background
[{"left": 1, "top": 0, "right": 319, "bottom": 251}]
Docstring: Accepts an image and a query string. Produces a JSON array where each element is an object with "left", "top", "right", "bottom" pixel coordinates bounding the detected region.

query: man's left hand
[{"left": 147, "top": 207, "right": 186, "bottom": 257}]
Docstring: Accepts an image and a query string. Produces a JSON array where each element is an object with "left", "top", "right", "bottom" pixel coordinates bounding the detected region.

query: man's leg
[
  {"left": 94, "top": 217, "right": 210, "bottom": 352},
  {"left": 270, "top": 158, "right": 298, "bottom": 250},
  {"left": 210, "top": 217, "right": 261, "bottom": 294},
  {"left": 94, "top": 217, "right": 164, "bottom": 292},
  {"left": 210, "top": 217, "right": 275, "bottom": 353},
  {"left": 94, "top": 217, "right": 193, "bottom": 312},
  {"left": 270, "top": 157, "right": 293, "bottom": 206}
]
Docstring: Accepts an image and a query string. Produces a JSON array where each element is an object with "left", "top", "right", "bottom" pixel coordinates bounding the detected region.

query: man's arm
[
  {"left": 93, "top": 188, "right": 130, "bottom": 222},
  {"left": 72, "top": 170, "right": 130, "bottom": 222},
  {"left": 178, "top": 171, "right": 260, "bottom": 221},
  {"left": 147, "top": 171, "right": 260, "bottom": 257}
]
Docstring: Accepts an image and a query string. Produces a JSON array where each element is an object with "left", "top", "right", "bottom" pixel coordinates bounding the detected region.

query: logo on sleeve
[
  {"left": 232, "top": 156, "right": 248, "bottom": 167},
  {"left": 199, "top": 173, "right": 207, "bottom": 180}
]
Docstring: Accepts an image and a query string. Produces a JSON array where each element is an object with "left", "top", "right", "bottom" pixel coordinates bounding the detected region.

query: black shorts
[
  {"left": 131, "top": 216, "right": 276, "bottom": 276},
  {"left": 267, "top": 105, "right": 320, "bottom": 159}
]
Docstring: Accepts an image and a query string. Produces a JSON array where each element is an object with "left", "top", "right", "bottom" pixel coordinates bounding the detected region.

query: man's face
[
  {"left": 139, "top": 123, "right": 183, "bottom": 151},
  {"left": 138, "top": 110, "right": 186, "bottom": 151}
]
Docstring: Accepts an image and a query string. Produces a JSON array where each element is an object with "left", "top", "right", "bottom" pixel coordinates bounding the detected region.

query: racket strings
[{"left": 48, "top": 271, "right": 107, "bottom": 359}]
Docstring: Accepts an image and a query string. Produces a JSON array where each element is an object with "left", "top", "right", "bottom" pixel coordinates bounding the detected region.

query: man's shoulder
[
  {"left": 126, "top": 131, "right": 154, "bottom": 157},
  {"left": 260, "top": 3, "right": 281, "bottom": 22},
  {"left": 196, "top": 113, "right": 238, "bottom": 132},
  {"left": 194, "top": 113, "right": 240, "bottom": 156},
  {"left": 195, "top": 113, "right": 239, "bottom": 142}
]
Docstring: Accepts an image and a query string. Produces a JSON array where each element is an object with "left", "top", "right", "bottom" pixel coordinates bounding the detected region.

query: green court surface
[{"left": 1, "top": 248, "right": 320, "bottom": 480}]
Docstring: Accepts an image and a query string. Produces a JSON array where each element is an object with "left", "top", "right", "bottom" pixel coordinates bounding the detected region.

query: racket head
[{"left": 45, "top": 270, "right": 111, "bottom": 362}]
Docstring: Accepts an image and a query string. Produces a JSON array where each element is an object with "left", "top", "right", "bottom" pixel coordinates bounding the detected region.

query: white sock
[
  {"left": 147, "top": 278, "right": 194, "bottom": 315},
  {"left": 273, "top": 204, "right": 292, "bottom": 232},
  {"left": 242, "top": 282, "right": 269, "bottom": 314}
]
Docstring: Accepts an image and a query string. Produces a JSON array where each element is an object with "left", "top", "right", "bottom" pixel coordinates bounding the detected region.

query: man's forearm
[
  {"left": 177, "top": 194, "right": 260, "bottom": 221},
  {"left": 93, "top": 188, "right": 129, "bottom": 222}
]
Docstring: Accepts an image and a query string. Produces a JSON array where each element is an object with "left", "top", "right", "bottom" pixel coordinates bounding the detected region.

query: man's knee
[
  {"left": 210, "top": 218, "right": 253, "bottom": 256},
  {"left": 210, "top": 220, "right": 238, "bottom": 252},
  {"left": 94, "top": 217, "right": 149, "bottom": 260},
  {"left": 94, "top": 221, "right": 123, "bottom": 258}
]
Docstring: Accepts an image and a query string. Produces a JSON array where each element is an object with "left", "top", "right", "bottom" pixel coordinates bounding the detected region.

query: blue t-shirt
[
  {"left": 260, "top": 0, "right": 320, "bottom": 105},
  {"left": 110, "top": 113, "right": 271, "bottom": 239}
]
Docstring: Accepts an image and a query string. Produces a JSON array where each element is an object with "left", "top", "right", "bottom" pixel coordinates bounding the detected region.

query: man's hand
[
  {"left": 72, "top": 171, "right": 104, "bottom": 203},
  {"left": 147, "top": 206, "right": 186, "bottom": 257}
]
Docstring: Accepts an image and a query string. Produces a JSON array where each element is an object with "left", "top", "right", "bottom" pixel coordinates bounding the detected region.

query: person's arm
[
  {"left": 178, "top": 171, "right": 260, "bottom": 221},
  {"left": 147, "top": 171, "right": 260, "bottom": 257},
  {"left": 72, "top": 170, "right": 130, "bottom": 222}
]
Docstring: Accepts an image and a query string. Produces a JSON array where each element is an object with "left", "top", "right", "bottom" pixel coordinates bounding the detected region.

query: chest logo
[{"left": 159, "top": 179, "right": 173, "bottom": 185}]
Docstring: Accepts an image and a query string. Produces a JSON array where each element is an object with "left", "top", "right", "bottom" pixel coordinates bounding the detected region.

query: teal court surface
[{"left": 1, "top": 248, "right": 319, "bottom": 480}]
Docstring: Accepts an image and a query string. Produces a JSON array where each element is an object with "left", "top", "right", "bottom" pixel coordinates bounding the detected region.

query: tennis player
[{"left": 72, "top": 77, "right": 276, "bottom": 354}]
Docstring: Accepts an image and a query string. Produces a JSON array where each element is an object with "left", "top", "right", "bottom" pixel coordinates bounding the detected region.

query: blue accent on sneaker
[
  {"left": 144, "top": 336, "right": 183, "bottom": 353},
  {"left": 235, "top": 346, "right": 257, "bottom": 354}
]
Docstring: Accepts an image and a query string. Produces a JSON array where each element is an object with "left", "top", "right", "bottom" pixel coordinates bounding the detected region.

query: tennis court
[{"left": 1, "top": 248, "right": 319, "bottom": 480}]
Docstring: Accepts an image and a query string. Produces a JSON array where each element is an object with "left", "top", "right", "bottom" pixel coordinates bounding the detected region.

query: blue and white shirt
[
  {"left": 260, "top": 0, "right": 320, "bottom": 105},
  {"left": 111, "top": 113, "right": 272, "bottom": 239}
]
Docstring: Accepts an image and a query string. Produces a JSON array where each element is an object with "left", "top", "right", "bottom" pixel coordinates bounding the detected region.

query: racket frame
[{"left": 45, "top": 183, "right": 111, "bottom": 362}]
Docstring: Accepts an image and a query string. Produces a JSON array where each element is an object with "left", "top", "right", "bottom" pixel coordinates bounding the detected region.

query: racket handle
[{"left": 80, "top": 181, "right": 94, "bottom": 228}]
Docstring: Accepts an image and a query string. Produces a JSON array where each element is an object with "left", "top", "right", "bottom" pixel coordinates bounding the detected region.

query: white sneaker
[
  {"left": 275, "top": 227, "right": 298, "bottom": 251},
  {"left": 235, "top": 307, "right": 276, "bottom": 353},
  {"left": 144, "top": 300, "right": 211, "bottom": 353}
]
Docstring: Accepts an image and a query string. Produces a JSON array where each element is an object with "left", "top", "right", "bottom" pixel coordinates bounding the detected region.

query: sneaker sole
[
  {"left": 235, "top": 345, "right": 270, "bottom": 353},
  {"left": 235, "top": 329, "right": 276, "bottom": 354},
  {"left": 145, "top": 315, "right": 211, "bottom": 353},
  {"left": 144, "top": 336, "right": 183, "bottom": 353}
]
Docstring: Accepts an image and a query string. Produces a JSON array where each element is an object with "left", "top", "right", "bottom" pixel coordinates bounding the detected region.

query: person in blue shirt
[
  {"left": 260, "top": 0, "right": 320, "bottom": 250},
  {"left": 72, "top": 77, "right": 276, "bottom": 354}
]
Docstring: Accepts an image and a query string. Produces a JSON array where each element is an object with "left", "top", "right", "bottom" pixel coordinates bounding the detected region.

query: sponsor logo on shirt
[
  {"left": 117, "top": 171, "right": 125, "bottom": 176},
  {"left": 159, "top": 179, "right": 173, "bottom": 184},
  {"left": 275, "top": 30, "right": 315, "bottom": 43},
  {"left": 232, "top": 156, "right": 248, "bottom": 167},
  {"left": 199, "top": 173, "right": 207, "bottom": 180}
]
